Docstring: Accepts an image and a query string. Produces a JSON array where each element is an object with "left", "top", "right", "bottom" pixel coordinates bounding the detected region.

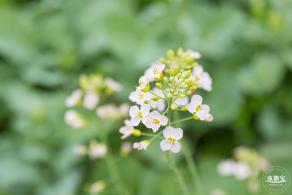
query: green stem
[
  {"left": 104, "top": 152, "right": 130, "bottom": 195},
  {"left": 166, "top": 153, "right": 190, "bottom": 195},
  {"left": 182, "top": 141, "right": 203, "bottom": 195},
  {"left": 171, "top": 116, "right": 193, "bottom": 125}
]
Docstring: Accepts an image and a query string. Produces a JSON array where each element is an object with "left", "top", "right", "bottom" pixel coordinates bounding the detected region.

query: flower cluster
[
  {"left": 119, "top": 48, "right": 213, "bottom": 153},
  {"left": 73, "top": 139, "right": 107, "bottom": 160},
  {"left": 218, "top": 146, "right": 269, "bottom": 193},
  {"left": 64, "top": 73, "right": 127, "bottom": 128}
]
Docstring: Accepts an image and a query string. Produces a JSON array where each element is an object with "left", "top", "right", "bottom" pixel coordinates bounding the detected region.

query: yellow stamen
[
  {"left": 168, "top": 137, "right": 176, "bottom": 144},
  {"left": 152, "top": 118, "right": 160, "bottom": 125}
]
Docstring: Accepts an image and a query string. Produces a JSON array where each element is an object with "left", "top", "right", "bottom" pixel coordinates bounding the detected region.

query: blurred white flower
[
  {"left": 233, "top": 161, "right": 251, "bottom": 180},
  {"left": 64, "top": 110, "right": 85, "bottom": 128},
  {"left": 186, "top": 95, "right": 211, "bottom": 121},
  {"left": 105, "top": 78, "right": 122, "bottom": 92},
  {"left": 129, "top": 88, "right": 153, "bottom": 105},
  {"left": 65, "top": 89, "right": 82, "bottom": 107},
  {"left": 88, "top": 140, "right": 107, "bottom": 160},
  {"left": 192, "top": 65, "right": 212, "bottom": 91},
  {"left": 83, "top": 92, "right": 99, "bottom": 110},
  {"left": 144, "top": 62, "right": 165, "bottom": 81},
  {"left": 186, "top": 50, "right": 201, "bottom": 59},
  {"left": 143, "top": 111, "right": 168, "bottom": 132},
  {"left": 121, "top": 142, "right": 132, "bottom": 156},
  {"left": 129, "top": 104, "right": 150, "bottom": 126},
  {"left": 118, "top": 103, "right": 129, "bottom": 117},
  {"left": 73, "top": 144, "right": 87, "bottom": 155},
  {"left": 119, "top": 124, "right": 135, "bottom": 139},
  {"left": 160, "top": 126, "right": 183, "bottom": 153},
  {"left": 218, "top": 160, "right": 237, "bottom": 176},
  {"left": 89, "top": 180, "right": 106, "bottom": 194},
  {"left": 133, "top": 140, "right": 150, "bottom": 151},
  {"left": 218, "top": 160, "right": 251, "bottom": 180}
]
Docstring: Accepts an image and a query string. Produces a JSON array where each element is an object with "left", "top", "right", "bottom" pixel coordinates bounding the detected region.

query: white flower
[
  {"left": 217, "top": 160, "right": 251, "bottom": 180},
  {"left": 88, "top": 140, "right": 107, "bottom": 159},
  {"left": 90, "top": 180, "right": 106, "bottom": 194},
  {"left": 143, "top": 111, "right": 168, "bottom": 132},
  {"left": 133, "top": 140, "right": 150, "bottom": 151},
  {"left": 105, "top": 78, "right": 122, "bottom": 92},
  {"left": 160, "top": 126, "right": 183, "bottom": 153},
  {"left": 97, "top": 104, "right": 125, "bottom": 120},
  {"left": 119, "top": 123, "right": 135, "bottom": 139},
  {"left": 73, "top": 144, "right": 87, "bottom": 155},
  {"left": 150, "top": 100, "right": 166, "bottom": 112},
  {"left": 151, "top": 88, "right": 165, "bottom": 98},
  {"left": 64, "top": 110, "right": 85, "bottom": 128},
  {"left": 144, "top": 62, "right": 165, "bottom": 81},
  {"left": 218, "top": 160, "right": 237, "bottom": 176},
  {"left": 65, "top": 89, "right": 82, "bottom": 107},
  {"left": 192, "top": 65, "right": 212, "bottom": 91},
  {"left": 138, "top": 75, "right": 150, "bottom": 90},
  {"left": 174, "top": 97, "right": 189, "bottom": 107},
  {"left": 186, "top": 95, "right": 211, "bottom": 121},
  {"left": 129, "top": 88, "right": 153, "bottom": 105},
  {"left": 129, "top": 104, "right": 150, "bottom": 126},
  {"left": 118, "top": 103, "right": 129, "bottom": 117},
  {"left": 121, "top": 142, "right": 132, "bottom": 155},
  {"left": 233, "top": 161, "right": 251, "bottom": 180},
  {"left": 186, "top": 50, "right": 201, "bottom": 59},
  {"left": 83, "top": 92, "right": 99, "bottom": 110}
]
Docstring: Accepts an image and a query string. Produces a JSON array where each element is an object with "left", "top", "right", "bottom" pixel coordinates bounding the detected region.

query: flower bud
[
  {"left": 132, "top": 129, "right": 142, "bottom": 137},
  {"left": 155, "top": 83, "right": 163, "bottom": 89},
  {"left": 171, "top": 103, "right": 178, "bottom": 110}
]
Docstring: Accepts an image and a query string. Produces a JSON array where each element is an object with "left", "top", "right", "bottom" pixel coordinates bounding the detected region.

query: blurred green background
[{"left": 0, "top": 0, "right": 292, "bottom": 194}]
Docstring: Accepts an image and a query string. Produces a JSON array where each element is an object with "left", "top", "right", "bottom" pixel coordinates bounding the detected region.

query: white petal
[
  {"left": 160, "top": 115, "right": 168, "bottom": 126},
  {"left": 186, "top": 103, "right": 195, "bottom": 113},
  {"left": 170, "top": 141, "right": 181, "bottom": 153},
  {"left": 141, "top": 104, "right": 150, "bottom": 114},
  {"left": 152, "top": 124, "right": 160, "bottom": 132},
  {"left": 193, "top": 65, "right": 203, "bottom": 76},
  {"left": 160, "top": 139, "right": 172, "bottom": 151},
  {"left": 130, "top": 117, "right": 140, "bottom": 126},
  {"left": 175, "top": 97, "right": 189, "bottom": 106},
  {"left": 173, "top": 128, "right": 183, "bottom": 140},
  {"left": 191, "top": 95, "right": 203, "bottom": 105},
  {"left": 129, "top": 105, "right": 139, "bottom": 117},
  {"left": 163, "top": 126, "right": 175, "bottom": 139},
  {"left": 129, "top": 91, "right": 137, "bottom": 102}
]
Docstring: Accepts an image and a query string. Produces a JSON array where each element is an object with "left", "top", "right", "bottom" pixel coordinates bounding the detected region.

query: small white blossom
[
  {"left": 83, "top": 92, "right": 99, "bottom": 110},
  {"left": 119, "top": 122, "right": 135, "bottom": 139},
  {"left": 150, "top": 100, "right": 166, "bottom": 112},
  {"left": 89, "top": 180, "right": 106, "bottom": 194},
  {"left": 133, "top": 140, "right": 150, "bottom": 151},
  {"left": 174, "top": 97, "right": 189, "bottom": 107},
  {"left": 64, "top": 110, "right": 85, "bottom": 128},
  {"left": 88, "top": 140, "right": 107, "bottom": 160},
  {"left": 118, "top": 103, "right": 129, "bottom": 117},
  {"left": 73, "top": 144, "right": 87, "bottom": 155},
  {"left": 186, "top": 95, "right": 211, "bottom": 121},
  {"left": 144, "top": 62, "right": 165, "bottom": 81},
  {"left": 218, "top": 160, "right": 237, "bottom": 176},
  {"left": 129, "top": 88, "right": 153, "bottom": 105},
  {"left": 144, "top": 111, "right": 168, "bottom": 132},
  {"left": 186, "top": 50, "right": 201, "bottom": 59},
  {"left": 97, "top": 104, "right": 125, "bottom": 120},
  {"left": 192, "top": 65, "right": 212, "bottom": 91},
  {"left": 65, "top": 89, "right": 82, "bottom": 107},
  {"left": 121, "top": 142, "right": 132, "bottom": 155},
  {"left": 105, "top": 78, "right": 122, "bottom": 92},
  {"left": 233, "top": 161, "right": 251, "bottom": 180},
  {"left": 129, "top": 104, "right": 150, "bottom": 126},
  {"left": 217, "top": 160, "right": 251, "bottom": 180},
  {"left": 160, "top": 126, "right": 183, "bottom": 153},
  {"left": 138, "top": 75, "right": 150, "bottom": 90}
]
